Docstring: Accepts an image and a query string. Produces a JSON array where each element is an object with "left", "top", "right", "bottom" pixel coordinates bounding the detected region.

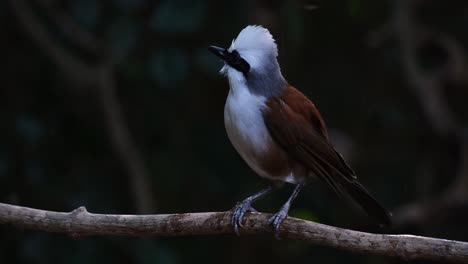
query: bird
[{"left": 208, "top": 25, "right": 391, "bottom": 237}]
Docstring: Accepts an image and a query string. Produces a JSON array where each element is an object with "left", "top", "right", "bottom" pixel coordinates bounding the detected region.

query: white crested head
[
  {"left": 228, "top": 25, "right": 278, "bottom": 57},
  {"left": 214, "top": 25, "right": 287, "bottom": 98},
  {"left": 220, "top": 25, "right": 279, "bottom": 75}
]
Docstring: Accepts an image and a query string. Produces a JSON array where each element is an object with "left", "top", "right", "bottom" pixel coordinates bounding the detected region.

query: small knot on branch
[
  {"left": 67, "top": 206, "right": 89, "bottom": 238},
  {"left": 71, "top": 206, "right": 88, "bottom": 216}
]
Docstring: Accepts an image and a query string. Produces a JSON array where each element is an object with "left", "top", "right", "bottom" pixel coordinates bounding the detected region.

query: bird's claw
[
  {"left": 268, "top": 210, "right": 288, "bottom": 239},
  {"left": 231, "top": 200, "right": 256, "bottom": 236}
]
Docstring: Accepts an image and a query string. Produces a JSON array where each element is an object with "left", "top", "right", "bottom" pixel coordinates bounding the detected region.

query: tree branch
[{"left": 1, "top": 203, "right": 467, "bottom": 263}]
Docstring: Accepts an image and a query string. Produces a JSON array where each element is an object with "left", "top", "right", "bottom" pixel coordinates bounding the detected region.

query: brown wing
[
  {"left": 277, "top": 86, "right": 357, "bottom": 178},
  {"left": 264, "top": 86, "right": 355, "bottom": 183},
  {"left": 263, "top": 85, "right": 391, "bottom": 226},
  {"left": 280, "top": 86, "right": 329, "bottom": 140}
]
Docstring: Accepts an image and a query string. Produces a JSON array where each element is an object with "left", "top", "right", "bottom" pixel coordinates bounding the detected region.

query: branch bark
[{"left": 1, "top": 203, "right": 468, "bottom": 263}]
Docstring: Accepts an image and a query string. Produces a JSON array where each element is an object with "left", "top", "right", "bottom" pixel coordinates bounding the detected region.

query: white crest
[
  {"left": 228, "top": 25, "right": 278, "bottom": 57},
  {"left": 221, "top": 25, "right": 279, "bottom": 77}
]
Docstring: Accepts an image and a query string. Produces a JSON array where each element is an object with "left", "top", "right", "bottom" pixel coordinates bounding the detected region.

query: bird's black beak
[{"left": 208, "top": 45, "right": 227, "bottom": 61}]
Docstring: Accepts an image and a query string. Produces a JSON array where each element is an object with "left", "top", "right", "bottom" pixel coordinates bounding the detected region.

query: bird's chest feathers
[
  {"left": 223, "top": 80, "right": 292, "bottom": 180},
  {"left": 224, "top": 85, "right": 270, "bottom": 155}
]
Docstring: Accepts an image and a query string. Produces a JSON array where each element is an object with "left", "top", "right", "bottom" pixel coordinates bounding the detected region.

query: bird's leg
[
  {"left": 232, "top": 186, "right": 274, "bottom": 236},
  {"left": 269, "top": 183, "right": 303, "bottom": 239}
]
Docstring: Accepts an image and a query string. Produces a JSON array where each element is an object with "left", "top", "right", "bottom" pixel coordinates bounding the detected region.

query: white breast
[
  {"left": 224, "top": 85, "right": 269, "bottom": 149},
  {"left": 223, "top": 70, "right": 276, "bottom": 179}
]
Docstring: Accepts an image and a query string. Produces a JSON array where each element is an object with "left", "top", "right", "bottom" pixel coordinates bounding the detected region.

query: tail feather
[
  {"left": 339, "top": 180, "right": 392, "bottom": 227},
  {"left": 330, "top": 150, "right": 392, "bottom": 226}
]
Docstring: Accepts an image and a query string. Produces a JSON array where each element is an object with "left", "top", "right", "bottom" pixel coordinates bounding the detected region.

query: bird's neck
[{"left": 226, "top": 67, "right": 287, "bottom": 99}]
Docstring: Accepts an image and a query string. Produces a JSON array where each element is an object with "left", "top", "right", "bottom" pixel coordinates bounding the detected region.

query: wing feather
[{"left": 263, "top": 86, "right": 391, "bottom": 226}]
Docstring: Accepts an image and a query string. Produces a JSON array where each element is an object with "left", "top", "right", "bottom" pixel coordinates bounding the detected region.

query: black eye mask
[{"left": 225, "top": 50, "right": 250, "bottom": 77}]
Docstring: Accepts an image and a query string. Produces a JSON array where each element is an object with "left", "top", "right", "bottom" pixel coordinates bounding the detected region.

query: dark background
[{"left": 1, "top": 0, "right": 468, "bottom": 263}]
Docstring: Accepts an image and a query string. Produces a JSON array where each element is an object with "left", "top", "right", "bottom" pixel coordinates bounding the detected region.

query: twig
[{"left": 0, "top": 203, "right": 467, "bottom": 263}]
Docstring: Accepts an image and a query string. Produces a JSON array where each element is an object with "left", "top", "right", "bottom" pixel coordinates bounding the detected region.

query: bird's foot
[
  {"left": 268, "top": 208, "right": 289, "bottom": 239},
  {"left": 231, "top": 199, "right": 257, "bottom": 236}
]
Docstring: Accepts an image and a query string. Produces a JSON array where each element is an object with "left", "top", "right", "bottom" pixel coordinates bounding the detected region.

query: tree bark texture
[{"left": 1, "top": 203, "right": 467, "bottom": 263}]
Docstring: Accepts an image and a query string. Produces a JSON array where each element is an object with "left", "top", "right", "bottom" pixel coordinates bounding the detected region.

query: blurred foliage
[
  {"left": 148, "top": 48, "right": 189, "bottom": 89},
  {"left": 150, "top": 0, "right": 207, "bottom": 34},
  {"left": 1, "top": 0, "right": 468, "bottom": 263}
]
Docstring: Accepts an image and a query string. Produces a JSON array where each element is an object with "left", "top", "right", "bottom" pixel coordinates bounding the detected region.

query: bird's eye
[
  {"left": 232, "top": 50, "right": 240, "bottom": 57},
  {"left": 227, "top": 50, "right": 250, "bottom": 77},
  {"left": 231, "top": 50, "right": 241, "bottom": 62}
]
